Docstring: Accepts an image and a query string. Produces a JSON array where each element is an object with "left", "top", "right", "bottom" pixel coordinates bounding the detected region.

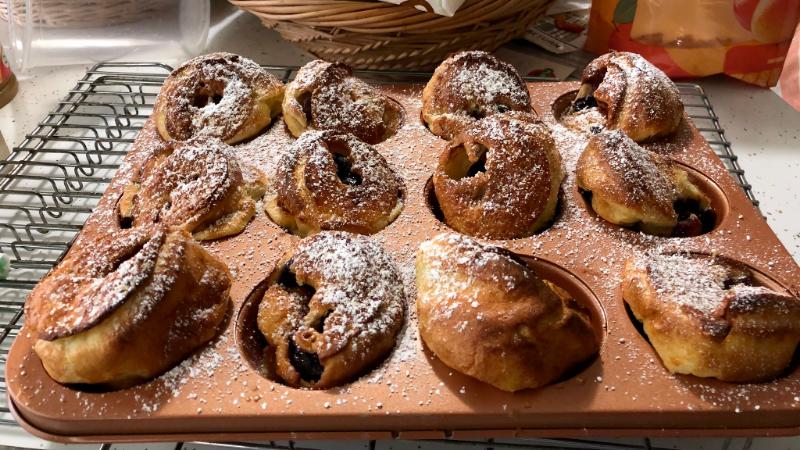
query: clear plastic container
[{"left": 1, "top": 0, "right": 209, "bottom": 76}]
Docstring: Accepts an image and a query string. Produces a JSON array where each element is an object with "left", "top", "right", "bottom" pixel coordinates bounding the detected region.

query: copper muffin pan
[{"left": 6, "top": 82, "right": 800, "bottom": 442}]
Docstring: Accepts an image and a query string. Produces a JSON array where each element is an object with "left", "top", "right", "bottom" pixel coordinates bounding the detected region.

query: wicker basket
[
  {"left": 228, "top": 0, "right": 554, "bottom": 70},
  {"left": 0, "top": 0, "right": 173, "bottom": 28}
]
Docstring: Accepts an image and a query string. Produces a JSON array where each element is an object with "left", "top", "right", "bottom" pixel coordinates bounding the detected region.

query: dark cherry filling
[
  {"left": 275, "top": 262, "right": 325, "bottom": 382},
  {"left": 673, "top": 198, "right": 716, "bottom": 237},
  {"left": 572, "top": 95, "right": 598, "bottom": 112},
  {"left": 288, "top": 339, "right": 324, "bottom": 382},
  {"left": 300, "top": 92, "right": 313, "bottom": 120},
  {"left": 332, "top": 153, "right": 363, "bottom": 186},
  {"left": 580, "top": 189, "right": 716, "bottom": 237}
]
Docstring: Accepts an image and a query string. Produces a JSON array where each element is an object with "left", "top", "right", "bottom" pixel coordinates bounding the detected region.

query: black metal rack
[{"left": 0, "top": 62, "right": 759, "bottom": 450}]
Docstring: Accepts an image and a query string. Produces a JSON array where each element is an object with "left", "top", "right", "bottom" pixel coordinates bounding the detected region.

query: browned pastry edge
[
  {"left": 256, "top": 231, "right": 405, "bottom": 389},
  {"left": 421, "top": 50, "right": 534, "bottom": 140},
  {"left": 576, "top": 130, "right": 711, "bottom": 236},
  {"left": 264, "top": 130, "right": 405, "bottom": 237},
  {"left": 282, "top": 60, "right": 403, "bottom": 144},
  {"left": 432, "top": 112, "right": 562, "bottom": 239},
  {"left": 567, "top": 51, "right": 684, "bottom": 142},
  {"left": 153, "top": 52, "right": 285, "bottom": 145},
  {"left": 416, "top": 233, "right": 598, "bottom": 392},
  {"left": 622, "top": 252, "right": 800, "bottom": 382}
]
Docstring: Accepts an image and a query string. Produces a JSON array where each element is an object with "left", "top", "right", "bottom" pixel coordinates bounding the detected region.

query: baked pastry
[
  {"left": 416, "top": 233, "right": 598, "bottom": 392},
  {"left": 256, "top": 231, "right": 405, "bottom": 389},
  {"left": 563, "top": 51, "right": 683, "bottom": 142},
  {"left": 282, "top": 60, "right": 403, "bottom": 144},
  {"left": 25, "top": 223, "right": 231, "bottom": 387},
  {"left": 576, "top": 130, "right": 714, "bottom": 237},
  {"left": 432, "top": 112, "right": 562, "bottom": 239},
  {"left": 117, "top": 137, "right": 267, "bottom": 241},
  {"left": 265, "top": 131, "right": 405, "bottom": 237},
  {"left": 421, "top": 51, "right": 534, "bottom": 140},
  {"left": 153, "top": 52, "right": 284, "bottom": 145},
  {"left": 622, "top": 252, "right": 800, "bottom": 382}
]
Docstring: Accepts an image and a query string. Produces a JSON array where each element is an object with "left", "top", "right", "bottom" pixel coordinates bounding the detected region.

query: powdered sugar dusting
[
  {"left": 14, "top": 72, "right": 800, "bottom": 433},
  {"left": 289, "top": 231, "right": 405, "bottom": 356},
  {"left": 451, "top": 52, "right": 529, "bottom": 105}
]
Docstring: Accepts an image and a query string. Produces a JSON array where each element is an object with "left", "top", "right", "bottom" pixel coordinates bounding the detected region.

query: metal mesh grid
[{"left": 0, "top": 62, "right": 759, "bottom": 449}]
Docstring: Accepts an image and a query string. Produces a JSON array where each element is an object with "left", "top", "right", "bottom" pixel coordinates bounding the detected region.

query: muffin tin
[{"left": 6, "top": 81, "right": 800, "bottom": 442}]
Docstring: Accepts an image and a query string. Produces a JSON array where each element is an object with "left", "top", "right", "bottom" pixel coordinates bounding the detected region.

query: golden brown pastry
[
  {"left": 622, "top": 252, "right": 800, "bottom": 382},
  {"left": 421, "top": 51, "right": 534, "bottom": 140},
  {"left": 153, "top": 52, "right": 284, "bottom": 144},
  {"left": 576, "top": 130, "right": 713, "bottom": 237},
  {"left": 282, "top": 60, "right": 403, "bottom": 144},
  {"left": 416, "top": 233, "right": 598, "bottom": 392},
  {"left": 264, "top": 131, "right": 405, "bottom": 237},
  {"left": 117, "top": 137, "right": 267, "bottom": 241},
  {"left": 432, "top": 112, "right": 562, "bottom": 239},
  {"left": 563, "top": 51, "right": 683, "bottom": 142},
  {"left": 25, "top": 222, "right": 230, "bottom": 388},
  {"left": 256, "top": 231, "right": 405, "bottom": 389}
]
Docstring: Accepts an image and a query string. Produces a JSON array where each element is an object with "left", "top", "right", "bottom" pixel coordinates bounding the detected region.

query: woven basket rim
[{"left": 230, "top": 0, "right": 554, "bottom": 71}]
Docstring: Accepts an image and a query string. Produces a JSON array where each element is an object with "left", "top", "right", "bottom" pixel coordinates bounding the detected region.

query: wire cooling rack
[{"left": 0, "top": 62, "right": 760, "bottom": 450}]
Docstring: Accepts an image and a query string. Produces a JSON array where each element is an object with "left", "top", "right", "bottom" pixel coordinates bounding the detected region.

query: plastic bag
[
  {"left": 586, "top": 0, "right": 800, "bottom": 87},
  {"left": 779, "top": 25, "right": 800, "bottom": 110}
]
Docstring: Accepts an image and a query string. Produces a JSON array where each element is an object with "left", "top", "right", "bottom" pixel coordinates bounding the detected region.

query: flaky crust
[
  {"left": 421, "top": 51, "right": 534, "bottom": 140},
  {"left": 622, "top": 252, "right": 800, "bottom": 382},
  {"left": 282, "top": 60, "right": 402, "bottom": 144},
  {"left": 265, "top": 131, "right": 405, "bottom": 237},
  {"left": 153, "top": 52, "right": 284, "bottom": 145},
  {"left": 416, "top": 234, "right": 598, "bottom": 392},
  {"left": 117, "top": 137, "right": 266, "bottom": 241},
  {"left": 433, "top": 112, "right": 562, "bottom": 239},
  {"left": 27, "top": 225, "right": 230, "bottom": 387},
  {"left": 568, "top": 51, "right": 683, "bottom": 142},
  {"left": 576, "top": 130, "right": 709, "bottom": 236},
  {"left": 256, "top": 232, "right": 405, "bottom": 389}
]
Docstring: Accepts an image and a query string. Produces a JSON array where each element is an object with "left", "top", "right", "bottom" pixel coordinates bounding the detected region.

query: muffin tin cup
[
  {"left": 572, "top": 161, "right": 730, "bottom": 237},
  {"left": 622, "top": 252, "right": 798, "bottom": 380},
  {"left": 6, "top": 82, "right": 800, "bottom": 443}
]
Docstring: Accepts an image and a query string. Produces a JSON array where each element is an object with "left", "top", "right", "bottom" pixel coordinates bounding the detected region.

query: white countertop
[{"left": 0, "top": 2, "right": 798, "bottom": 449}]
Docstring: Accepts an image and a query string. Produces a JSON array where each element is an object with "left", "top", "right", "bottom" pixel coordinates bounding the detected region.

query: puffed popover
[
  {"left": 623, "top": 252, "right": 800, "bottom": 383},
  {"left": 283, "top": 60, "right": 403, "bottom": 144},
  {"left": 257, "top": 231, "right": 405, "bottom": 389},
  {"left": 26, "top": 221, "right": 230, "bottom": 388},
  {"left": 562, "top": 51, "right": 684, "bottom": 142},
  {"left": 433, "top": 112, "right": 563, "bottom": 239},
  {"left": 153, "top": 52, "right": 285, "bottom": 145},
  {"left": 576, "top": 130, "right": 713, "bottom": 237},
  {"left": 422, "top": 50, "right": 534, "bottom": 140},
  {"left": 416, "top": 233, "right": 598, "bottom": 392},
  {"left": 265, "top": 131, "right": 405, "bottom": 237}
]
